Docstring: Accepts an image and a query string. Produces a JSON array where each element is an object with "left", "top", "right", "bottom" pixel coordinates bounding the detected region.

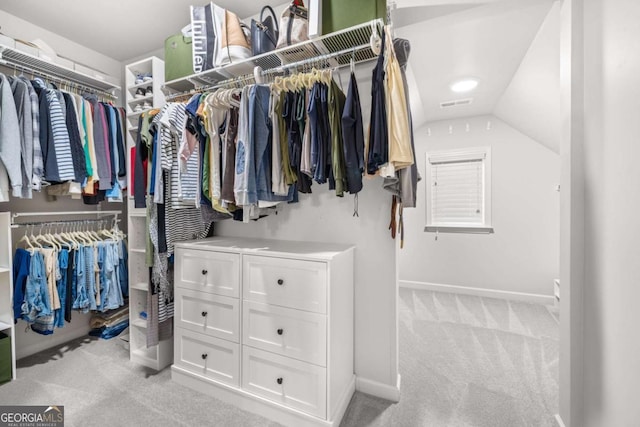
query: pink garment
[{"left": 179, "top": 128, "right": 199, "bottom": 173}]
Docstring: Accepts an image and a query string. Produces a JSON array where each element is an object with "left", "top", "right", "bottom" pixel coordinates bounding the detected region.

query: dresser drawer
[
  {"left": 174, "top": 328, "right": 240, "bottom": 387},
  {"left": 243, "top": 255, "right": 327, "bottom": 314},
  {"left": 176, "top": 249, "right": 239, "bottom": 297},
  {"left": 242, "top": 346, "right": 327, "bottom": 418},
  {"left": 243, "top": 301, "right": 327, "bottom": 366},
  {"left": 176, "top": 288, "right": 239, "bottom": 343}
]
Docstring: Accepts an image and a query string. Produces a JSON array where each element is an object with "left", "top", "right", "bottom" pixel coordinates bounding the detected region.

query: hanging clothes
[
  {"left": 342, "top": 70, "right": 365, "bottom": 194},
  {"left": 367, "top": 29, "right": 389, "bottom": 175}
]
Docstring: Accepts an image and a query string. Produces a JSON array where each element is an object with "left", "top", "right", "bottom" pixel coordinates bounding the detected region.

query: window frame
[{"left": 424, "top": 147, "right": 493, "bottom": 234}]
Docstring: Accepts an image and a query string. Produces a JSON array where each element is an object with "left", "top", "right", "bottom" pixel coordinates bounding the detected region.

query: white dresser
[{"left": 172, "top": 237, "right": 355, "bottom": 427}]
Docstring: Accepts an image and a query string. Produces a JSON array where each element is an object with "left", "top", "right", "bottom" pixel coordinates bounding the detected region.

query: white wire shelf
[
  {"left": 163, "top": 19, "right": 383, "bottom": 97},
  {"left": 0, "top": 43, "right": 120, "bottom": 95}
]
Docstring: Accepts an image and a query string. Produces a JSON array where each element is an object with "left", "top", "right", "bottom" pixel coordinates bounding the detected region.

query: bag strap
[
  {"left": 261, "top": 5, "right": 279, "bottom": 32},
  {"left": 287, "top": 8, "right": 295, "bottom": 46}
]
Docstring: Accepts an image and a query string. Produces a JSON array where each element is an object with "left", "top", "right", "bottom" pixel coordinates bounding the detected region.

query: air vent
[{"left": 440, "top": 98, "right": 473, "bottom": 108}]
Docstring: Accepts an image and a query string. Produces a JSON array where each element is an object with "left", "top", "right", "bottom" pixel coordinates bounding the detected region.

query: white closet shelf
[
  {"left": 128, "top": 94, "right": 154, "bottom": 104},
  {"left": 163, "top": 19, "right": 383, "bottom": 95},
  {"left": 0, "top": 267, "right": 9, "bottom": 274},
  {"left": 131, "top": 318, "right": 147, "bottom": 329},
  {"left": 127, "top": 109, "right": 154, "bottom": 120},
  {"left": 0, "top": 43, "right": 120, "bottom": 93},
  {"left": 128, "top": 80, "right": 154, "bottom": 90},
  {"left": 130, "top": 282, "right": 148, "bottom": 291},
  {"left": 0, "top": 321, "right": 11, "bottom": 331}
]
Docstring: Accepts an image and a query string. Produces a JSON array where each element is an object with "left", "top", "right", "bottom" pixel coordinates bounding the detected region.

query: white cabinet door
[
  {"left": 174, "top": 328, "right": 240, "bottom": 387},
  {"left": 176, "top": 288, "right": 240, "bottom": 343},
  {"left": 243, "top": 301, "right": 327, "bottom": 366},
  {"left": 242, "top": 346, "right": 327, "bottom": 419},
  {"left": 243, "top": 255, "right": 327, "bottom": 314},
  {"left": 176, "top": 249, "right": 239, "bottom": 297}
]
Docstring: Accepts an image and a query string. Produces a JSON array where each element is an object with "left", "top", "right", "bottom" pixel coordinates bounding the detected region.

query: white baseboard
[
  {"left": 399, "top": 280, "right": 556, "bottom": 305},
  {"left": 355, "top": 374, "right": 401, "bottom": 402},
  {"left": 555, "top": 414, "right": 566, "bottom": 427}
]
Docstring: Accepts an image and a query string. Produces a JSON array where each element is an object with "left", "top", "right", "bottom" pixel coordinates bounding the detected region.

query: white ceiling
[
  {"left": 0, "top": 0, "right": 273, "bottom": 61},
  {"left": 395, "top": 0, "right": 556, "bottom": 126}
]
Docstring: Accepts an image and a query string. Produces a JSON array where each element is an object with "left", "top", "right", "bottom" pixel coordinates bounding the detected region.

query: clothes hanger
[
  {"left": 19, "top": 226, "right": 35, "bottom": 251},
  {"left": 370, "top": 21, "right": 382, "bottom": 56}
]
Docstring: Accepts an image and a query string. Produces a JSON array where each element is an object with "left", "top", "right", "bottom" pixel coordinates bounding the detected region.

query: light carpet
[
  {"left": 0, "top": 288, "right": 558, "bottom": 426},
  {"left": 340, "top": 288, "right": 559, "bottom": 427}
]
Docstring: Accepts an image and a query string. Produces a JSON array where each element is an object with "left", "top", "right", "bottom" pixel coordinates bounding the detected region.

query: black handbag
[{"left": 251, "top": 5, "right": 279, "bottom": 56}]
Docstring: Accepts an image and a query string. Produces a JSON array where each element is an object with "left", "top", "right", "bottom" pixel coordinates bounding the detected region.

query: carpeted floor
[
  {"left": 341, "top": 289, "right": 559, "bottom": 427},
  {"left": 0, "top": 288, "right": 558, "bottom": 427}
]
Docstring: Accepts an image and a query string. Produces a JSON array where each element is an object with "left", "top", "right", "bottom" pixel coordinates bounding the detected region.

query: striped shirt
[
  {"left": 46, "top": 89, "right": 75, "bottom": 181},
  {"left": 18, "top": 77, "right": 44, "bottom": 190}
]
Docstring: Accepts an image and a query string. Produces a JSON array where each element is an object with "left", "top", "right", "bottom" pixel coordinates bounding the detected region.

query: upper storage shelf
[
  {"left": 0, "top": 41, "right": 121, "bottom": 94},
  {"left": 163, "top": 19, "right": 384, "bottom": 96}
]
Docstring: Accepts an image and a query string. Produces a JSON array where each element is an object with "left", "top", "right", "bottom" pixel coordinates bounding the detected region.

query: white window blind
[{"left": 425, "top": 147, "right": 492, "bottom": 233}]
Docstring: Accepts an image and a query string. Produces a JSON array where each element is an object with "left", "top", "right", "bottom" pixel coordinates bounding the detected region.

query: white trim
[
  {"left": 424, "top": 226, "right": 494, "bottom": 234},
  {"left": 355, "top": 374, "right": 401, "bottom": 402},
  {"left": 399, "top": 280, "right": 556, "bottom": 305},
  {"left": 555, "top": 414, "right": 566, "bottom": 427}
]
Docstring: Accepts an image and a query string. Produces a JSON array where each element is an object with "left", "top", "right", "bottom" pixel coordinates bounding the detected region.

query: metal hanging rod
[
  {"left": 165, "top": 42, "right": 377, "bottom": 101},
  {"left": 0, "top": 59, "right": 118, "bottom": 100},
  {"left": 10, "top": 218, "right": 118, "bottom": 229},
  {"left": 11, "top": 210, "right": 121, "bottom": 226}
]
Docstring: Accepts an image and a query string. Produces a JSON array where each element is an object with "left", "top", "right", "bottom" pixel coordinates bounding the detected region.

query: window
[{"left": 425, "top": 147, "right": 493, "bottom": 233}]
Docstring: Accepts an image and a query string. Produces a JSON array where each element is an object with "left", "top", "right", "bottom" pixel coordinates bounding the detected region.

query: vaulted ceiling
[
  {"left": 0, "top": 0, "right": 560, "bottom": 152},
  {"left": 395, "top": 0, "right": 560, "bottom": 152}
]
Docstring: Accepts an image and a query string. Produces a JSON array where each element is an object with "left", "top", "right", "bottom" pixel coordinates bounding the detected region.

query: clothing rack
[
  {"left": 0, "top": 42, "right": 120, "bottom": 99},
  {"left": 163, "top": 18, "right": 384, "bottom": 101},
  {"left": 165, "top": 41, "right": 374, "bottom": 102},
  {"left": 0, "top": 60, "right": 117, "bottom": 100},
  {"left": 11, "top": 210, "right": 122, "bottom": 228}
]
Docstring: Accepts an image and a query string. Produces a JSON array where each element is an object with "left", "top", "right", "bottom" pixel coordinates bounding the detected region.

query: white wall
[
  {"left": 0, "top": 9, "right": 121, "bottom": 77},
  {"left": 578, "top": 0, "right": 640, "bottom": 425},
  {"left": 400, "top": 115, "right": 560, "bottom": 298},
  {"left": 214, "top": 64, "right": 399, "bottom": 396}
]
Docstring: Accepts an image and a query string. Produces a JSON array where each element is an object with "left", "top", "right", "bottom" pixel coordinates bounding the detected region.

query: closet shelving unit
[
  {"left": 0, "top": 42, "right": 121, "bottom": 383},
  {"left": 162, "top": 19, "right": 384, "bottom": 96},
  {"left": 0, "top": 41, "right": 120, "bottom": 96},
  {"left": 0, "top": 212, "right": 15, "bottom": 383},
  {"left": 124, "top": 56, "right": 171, "bottom": 371}
]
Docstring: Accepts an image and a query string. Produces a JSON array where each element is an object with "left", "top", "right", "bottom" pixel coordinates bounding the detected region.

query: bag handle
[{"left": 260, "top": 5, "right": 279, "bottom": 32}]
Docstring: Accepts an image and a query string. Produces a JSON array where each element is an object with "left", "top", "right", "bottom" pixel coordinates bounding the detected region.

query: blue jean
[
  {"left": 85, "top": 246, "right": 97, "bottom": 311},
  {"left": 13, "top": 248, "right": 31, "bottom": 322},
  {"left": 118, "top": 240, "right": 128, "bottom": 298},
  {"left": 21, "top": 251, "right": 50, "bottom": 322},
  {"left": 54, "top": 249, "right": 69, "bottom": 328},
  {"left": 73, "top": 245, "right": 90, "bottom": 312}
]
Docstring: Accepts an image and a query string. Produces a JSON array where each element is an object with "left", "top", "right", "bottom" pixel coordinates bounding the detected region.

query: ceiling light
[{"left": 450, "top": 78, "right": 479, "bottom": 93}]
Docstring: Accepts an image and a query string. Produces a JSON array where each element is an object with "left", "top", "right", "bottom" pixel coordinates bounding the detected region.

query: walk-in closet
[{"left": 0, "top": 1, "right": 637, "bottom": 426}]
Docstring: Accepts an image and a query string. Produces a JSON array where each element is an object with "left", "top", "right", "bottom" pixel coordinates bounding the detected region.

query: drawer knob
[
  {"left": 277, "top": 377, "right": 283, "bottom": 385},
  {"left": 202, "top": 269, "right": 208, "bottom": 275},
  {"left": 277, "top": 328, "right": 283, "bottom": 335},
  {"left": 201, "top": 311, "right": 208, "bottom": 317},
  {"left": 201, "top": 353, "right": 208, "bottom": 360},
  {"left": 277, "top": 279, "right": 284, "bottom": 285}
]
